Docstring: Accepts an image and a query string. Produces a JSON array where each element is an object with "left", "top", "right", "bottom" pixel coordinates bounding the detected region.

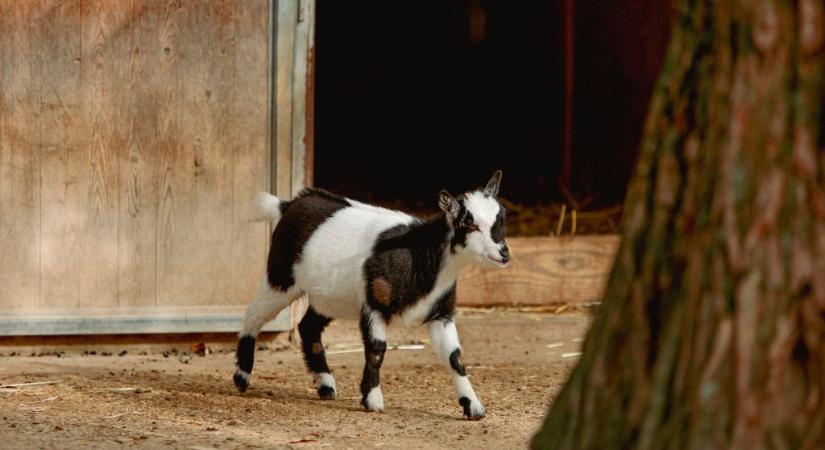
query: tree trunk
[{"left": 533, "top": 1, "right": 825, "bottom": 449}]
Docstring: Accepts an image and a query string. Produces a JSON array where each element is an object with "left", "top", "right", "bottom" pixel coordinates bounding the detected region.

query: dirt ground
[{"left": 0, "top": 310, "right": 590, "bottom": 450}]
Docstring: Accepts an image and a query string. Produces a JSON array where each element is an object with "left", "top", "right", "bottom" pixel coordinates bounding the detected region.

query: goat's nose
[{"left": 499, "top": 246, "right": 510, "bottom": 263}]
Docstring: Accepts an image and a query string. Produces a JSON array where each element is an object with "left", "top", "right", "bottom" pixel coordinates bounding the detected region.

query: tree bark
[{"left": 533, "top": 1, "right": 825, "bottom": 448}]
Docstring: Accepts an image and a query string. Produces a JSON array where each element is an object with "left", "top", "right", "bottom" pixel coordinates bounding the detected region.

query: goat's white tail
[{"left": 252, "top": 192, "right": 283, "bottom": 223}]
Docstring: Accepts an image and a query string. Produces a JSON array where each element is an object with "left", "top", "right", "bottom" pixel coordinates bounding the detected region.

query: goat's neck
[
  {"left": 418, "top": 213, "right": 473, "bottom": 283},
  {"left": 439, "top": 250, "right": 471, "bottom": 285}
]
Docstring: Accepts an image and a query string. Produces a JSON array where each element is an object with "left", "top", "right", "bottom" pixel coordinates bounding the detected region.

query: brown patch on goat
[
  {"left": 311, "top": 342, "right": 324, "bottom": 354},
  {"left": 371, "top": 278, "right": 392, "bottom": 305}
]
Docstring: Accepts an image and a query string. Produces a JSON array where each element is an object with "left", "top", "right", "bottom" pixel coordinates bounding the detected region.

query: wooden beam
[
  {"left": 272, "top": 0, "right": 296, "bottom": 198},
  {"left": 458, "top": 235, "right": 620, "bottom": 306},
  {"left": 290, "top": 0, "right": 314, "bottom": 194},
  {"left": 302, "top": 14, "right": 316, "bottom": 189},
  {"left": 0, "top": 306, "right": 291, "bottom": 337}
]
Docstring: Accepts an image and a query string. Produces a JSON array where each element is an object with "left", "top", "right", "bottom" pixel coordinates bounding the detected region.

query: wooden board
[
  {"left": 273, "top": 0, "right": 296, "bottom": 198},
  {"left": 0, "top": 0, "right": 302, "bottom": 335},
  {"left": 155, "top": 0, "right": 244, "bottom": 308},
  {"left": 271, "top": 0, "right": 315, "bottom": 198},
  {"left": 231, "top": 0, "right": 273, "bottom": 311},
  {"left": 457, "top": 235, "right": 620, "bottom": 306},
  {"left": 118, "top": 0, "right": 160, "bottom": 308},
  {"left": 0, "top": 2, "right": 42, "bottom": 310},
  {"left": 0, "top": 306, "right": 286, "bottom": 337}
]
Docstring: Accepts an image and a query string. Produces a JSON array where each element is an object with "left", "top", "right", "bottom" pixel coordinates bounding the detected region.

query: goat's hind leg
[
  {"left": 234, "top": 277, "right": 298, "bottom": 393},
  {"left": 298, "top": 306, "right": 336, "bottom": 399},
  {"left": 359, "top": 309, "right": 388, "bottom": 412}
]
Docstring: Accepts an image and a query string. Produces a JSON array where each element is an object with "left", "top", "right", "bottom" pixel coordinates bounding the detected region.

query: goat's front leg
[
  {"left": 359, "top": 309, "right": 387, "bottom": 412},
  {"left": 430, "top": 318, "right": 485, "bottom": 420}
]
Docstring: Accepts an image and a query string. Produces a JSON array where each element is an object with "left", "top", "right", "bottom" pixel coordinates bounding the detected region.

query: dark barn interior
[{"left": 314, "top": 0, "right": 673, "bottom": 234}]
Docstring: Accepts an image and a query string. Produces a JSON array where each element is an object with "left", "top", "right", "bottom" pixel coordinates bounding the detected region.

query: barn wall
[
  {"left": 0, "top": 1, "right": 273, "bottom": 320},
  {"left": 572, "top": 0, "right": 674, "bottom": 205}
]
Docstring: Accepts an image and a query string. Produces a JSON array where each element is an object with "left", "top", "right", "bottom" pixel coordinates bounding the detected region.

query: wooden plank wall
[
  {"left": 0, "top": 1, "right": 271, "bottom": 313},
  {"left": 458, "top": 236, "right": 620, "bottom": 306}
]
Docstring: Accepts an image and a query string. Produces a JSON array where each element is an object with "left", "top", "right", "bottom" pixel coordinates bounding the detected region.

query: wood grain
[
  {"left": 274, "top": 0, "right": 297, "bottom": 198},
  {"left": 0, "top": 2, "right": 42, "bottom": 309},
  {"left": 75, "top": 0, "right": 126, "bottom": 308},
  {"left": 153, "top": 0, "right": 268, "bottom": 308},
  {"left": 457, "top": 236, "right": 620, "bottom": 306},
  {"left": 39, "top": 0, "right": 95, "bottom": 308},
  {"left": 117, "top": 0, "right": 159, "bottom": 307},
  {"left": 2, "top": 1, "right": 275, "bottom": 319},
  {"left": 153, "top": 0, "right": 183, "bottom": 309},
  {"left": 231, "top": 0, "right": 270, "bottom": 306},
  {"left": 156, "top": 0, "right": 236, "bottom": 307},
  {"left": 192, "top": 0, "right": 235, "bottom": 306}
]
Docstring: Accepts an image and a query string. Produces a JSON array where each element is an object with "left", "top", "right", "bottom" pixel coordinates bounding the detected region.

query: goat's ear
[
  {"left": 439, "top": 190, "right": 460, "bottom": 218},
  {"left": 484, "top": 170, "right": 503, "bottom": 197}
]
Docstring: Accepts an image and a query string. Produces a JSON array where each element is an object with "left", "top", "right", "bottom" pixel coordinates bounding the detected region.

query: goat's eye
[{"left": 465, "top": 221, "right": 479, "bottom": 232}]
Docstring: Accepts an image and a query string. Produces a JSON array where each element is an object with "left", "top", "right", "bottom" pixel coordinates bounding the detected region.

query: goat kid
[{"left": 233, "top": 171, "right": 509, "bottom": 420}]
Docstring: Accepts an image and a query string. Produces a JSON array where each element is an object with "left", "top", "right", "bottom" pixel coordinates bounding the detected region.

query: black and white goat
[{"left": 233, "top": 171, "right": 509, "bottom": 420}]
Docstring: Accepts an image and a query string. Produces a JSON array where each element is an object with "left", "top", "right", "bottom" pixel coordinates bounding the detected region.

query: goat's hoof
[
  {"left": 361, "top": 387, "right": 385, "bottom": 412},
  {"left": 317, "top": 385, "right": 336, "bottom": 400},
  {"left": 459, "top": 397, "right": 485, "bottom": 420},
  {"left": 363, "top": 403, "right": 385, "bottom": 413},
  {"left": 313, "top": 373, "right": 337, "bottom": 400},
  {"left": 233, "top": 371, "right": 250, "bottom": 393}
]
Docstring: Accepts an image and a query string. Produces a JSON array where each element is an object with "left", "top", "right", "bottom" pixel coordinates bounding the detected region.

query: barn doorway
[{"left": 313, "top": 0, "right": 673, "bottom": 235}]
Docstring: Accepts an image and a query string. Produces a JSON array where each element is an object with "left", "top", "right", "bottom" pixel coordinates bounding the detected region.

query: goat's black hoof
[
  {"left": 317, "top": 385, "right": 336, "bottom": 400},
  {"left": 233, "top": 371, "right": 250, "bottom": 393},
  {"left": 459, "top": 396, "right": 486, "bottom": 420}
]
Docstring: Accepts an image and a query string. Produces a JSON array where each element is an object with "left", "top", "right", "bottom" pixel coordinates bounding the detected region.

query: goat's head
[{"left": 439, "top": 170, "right": 509, "bottom": 268}]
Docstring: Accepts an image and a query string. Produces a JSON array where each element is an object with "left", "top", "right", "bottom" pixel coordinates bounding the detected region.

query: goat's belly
[
  {"left": 308, "top": 294, "right": 363, "bottom": 321},
  {"left": 293, "top": 261, "right": 365, "bottom": 320}
]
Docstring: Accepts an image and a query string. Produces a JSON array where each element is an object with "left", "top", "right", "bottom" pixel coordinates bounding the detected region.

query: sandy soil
[{"left": 0, "top": 311, "right": 590, "bottom": 450}]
